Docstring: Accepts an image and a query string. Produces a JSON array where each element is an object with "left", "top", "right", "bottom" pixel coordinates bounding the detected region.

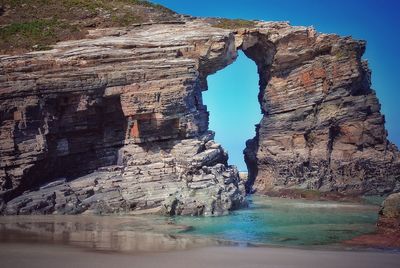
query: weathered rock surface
[
  {"left": 0, "top": 18, "right": 399, "bottom": 215},
  {"left": 0, "top": 20, "right": 246, "bottom": 215},
  {"left": 242, "top": 23, "right": 400, "bottom": 195},
  {"left": 3, "top": 132, "right": 246, "bottom": 215},
  {"left": 378, "top": 192, "right": 400, "bottom": 230},
  {"left": 344, "top": 192, "right": 400, "bottom": 248}
]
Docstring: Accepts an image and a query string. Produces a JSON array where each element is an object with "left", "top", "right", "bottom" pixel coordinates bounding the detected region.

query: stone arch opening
[
  {"left": 238, "top": 32, "right": 276, "bottom": 192},
  {"left": 203, "top": 50, "right": 261, "bottom": 172},
  {"left": 199, "top": 32, "right": 277, "bottom": 193}
]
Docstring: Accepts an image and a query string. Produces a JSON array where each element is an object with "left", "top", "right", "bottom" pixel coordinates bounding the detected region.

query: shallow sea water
[
  {"left": 172, "top": 196, "right": 380, "bottom": 246},
  {"left": 0, "top": 196, "right": 380, "bottom": 252}
]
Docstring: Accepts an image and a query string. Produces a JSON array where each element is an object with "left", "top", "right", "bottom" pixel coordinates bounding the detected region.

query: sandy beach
[{"left": 1, "top": 242, "right": 399, "bottom": 268}]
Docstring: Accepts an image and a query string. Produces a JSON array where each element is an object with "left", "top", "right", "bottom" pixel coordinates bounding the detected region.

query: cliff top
[
  {"left": 0, "top": 0, "right": 179, "bottom": 54},
  {"left": 0, "top": 0, "right": 270, "bottom": 55}
]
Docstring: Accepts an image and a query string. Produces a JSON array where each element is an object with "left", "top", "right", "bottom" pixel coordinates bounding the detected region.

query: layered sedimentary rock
[
  {"left": 241, "top": 24, "right": 400, "bottom": 195},
  {"left": 0, "top": 21, "right": 245, "bottom": 215},
  {"left": 0, "top": 18, "right": 399, "bottom": 215},
  {"left": 3, "top": 133, "right": 246, "bottom": 216}
]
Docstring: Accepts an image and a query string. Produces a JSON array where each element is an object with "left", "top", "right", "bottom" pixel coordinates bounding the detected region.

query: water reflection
[
  {"left": 0, "top": 215, "right": 223, "bottom": 252},
  {"left": 0, "top": 197, "right": 381, "bottom": 252}
]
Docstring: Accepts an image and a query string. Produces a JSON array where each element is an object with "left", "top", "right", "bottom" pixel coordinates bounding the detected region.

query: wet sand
[
  {"left": 1, "top": 242, "right": 399, "bottom": 268},
  {"left": 0, "top": 215, "right": 224, "bottom": 252}
]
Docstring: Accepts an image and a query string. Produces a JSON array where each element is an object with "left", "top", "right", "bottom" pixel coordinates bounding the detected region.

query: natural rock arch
[{"left": 0, "top": 20, "right": 399, "bottom": 215}]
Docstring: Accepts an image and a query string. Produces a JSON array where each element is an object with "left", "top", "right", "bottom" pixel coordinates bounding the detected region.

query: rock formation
[
  {"left": 378, "top": 192, "right": 400, "bottom": 230},
  {"left": 0, "top": 17, "right": 399, "bottom": 215},
  {"left": 0, "top": 21, "right": 246, "bottom": 215},
  {"left": 345, "top": 192, "right": 400, "bottom": 248},
  {"left": 242, "top": 24, "right": 400, "bottom": 195}
]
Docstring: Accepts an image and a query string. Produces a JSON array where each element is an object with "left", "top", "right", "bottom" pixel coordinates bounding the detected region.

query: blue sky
[{"left": 152, "top": 0, "right": 400, "bottom": 171}]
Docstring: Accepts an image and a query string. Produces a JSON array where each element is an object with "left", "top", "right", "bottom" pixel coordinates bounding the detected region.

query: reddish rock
[
  {"left": 0, "top": 18, "right": 399, "bottom": 215},
  {"left": 0, "top": 21, "right": 244, "bottom": 215},
  {"left": 345, "top": 193, "right": 400, "bottom": 248},
  {"left": 242, "top": 26, "right": 400, "bottom": 195}
]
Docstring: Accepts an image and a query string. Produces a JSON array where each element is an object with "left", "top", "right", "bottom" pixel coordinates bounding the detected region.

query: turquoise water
[{"left": 171, "top": 196, "right": 379, "bottom": 246}]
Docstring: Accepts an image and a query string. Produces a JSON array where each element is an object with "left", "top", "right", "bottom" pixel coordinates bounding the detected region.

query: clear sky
[
  {"left": 204, "top": 51, "right": 260, "bottom": 171},
  {"left": 152, "top": 0, "right": 400, "bottom": 171}
]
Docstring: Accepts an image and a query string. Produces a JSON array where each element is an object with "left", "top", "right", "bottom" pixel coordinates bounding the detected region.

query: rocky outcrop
[
  {"left": 345, "top": 192, "right": 400, "bottom": 248},
  {"left": 241, "top": 24, "right": 400, "bottom": 195},
  {"left": 0, "top": 17, "right": 399, "bottom": 215},
  {"left": 3, "top": 133, "right": 246, "bottom": 216},
  {"left": 378, "top": 192, "right": 400, "bottom": 230},
  {"left": 0, "top": 20, "right": 244, "bottom": 215}
]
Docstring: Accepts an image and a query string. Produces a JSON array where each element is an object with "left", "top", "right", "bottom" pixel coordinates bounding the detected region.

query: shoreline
[
  {"left": 257, "top": 189, "right": 386, "bottom": 205},
  {"left": 1, "top": 242, "right": 399, "bottom": 268},
  {"left": 1, "top": 217, "right": 398, "bottom": 255},
  {"left": 1, "top": 196, "right": 395, "bottom": 253}
]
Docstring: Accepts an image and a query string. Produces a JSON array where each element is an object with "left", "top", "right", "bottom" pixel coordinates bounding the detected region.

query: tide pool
[{"left": 172, "top": 196, "right": 379, "bottom": 246}]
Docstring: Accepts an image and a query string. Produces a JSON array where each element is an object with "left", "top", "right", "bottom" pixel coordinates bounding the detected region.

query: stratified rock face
[
  {"left": 0, "top": 19, "right": 399, "bottom": 215},
  {"left": 240, "top": 24, "right": 400, "bottom": 195},
  {"left": 4, "top": 133, "right": 246, "bottom": 216},
  {"left": 0, "top": 21, "right": 245, "bottom": 215}
]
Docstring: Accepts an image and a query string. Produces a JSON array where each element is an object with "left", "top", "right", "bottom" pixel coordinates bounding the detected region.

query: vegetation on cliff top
[
  {"left": 0, "top": 0, "right": 177, "bottom": 54},
  {"left": 212, "top": 18, "right": 256, "bottom": 29},
  {"left": 0, "top": 1, "right": 258, "bottom": 54}
]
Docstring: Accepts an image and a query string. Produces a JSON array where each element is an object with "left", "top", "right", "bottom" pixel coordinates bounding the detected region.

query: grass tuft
[{"left": 213, "top": 18, "right": 256, "bottom": 29}]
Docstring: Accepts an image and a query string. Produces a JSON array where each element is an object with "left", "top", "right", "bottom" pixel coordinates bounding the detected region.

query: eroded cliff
[
  {"left": 0, "top": 16, "right": 399, "bottom": 215},
  {"left": 240, "top": 25, "right": 400, "bottom": 195}
]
